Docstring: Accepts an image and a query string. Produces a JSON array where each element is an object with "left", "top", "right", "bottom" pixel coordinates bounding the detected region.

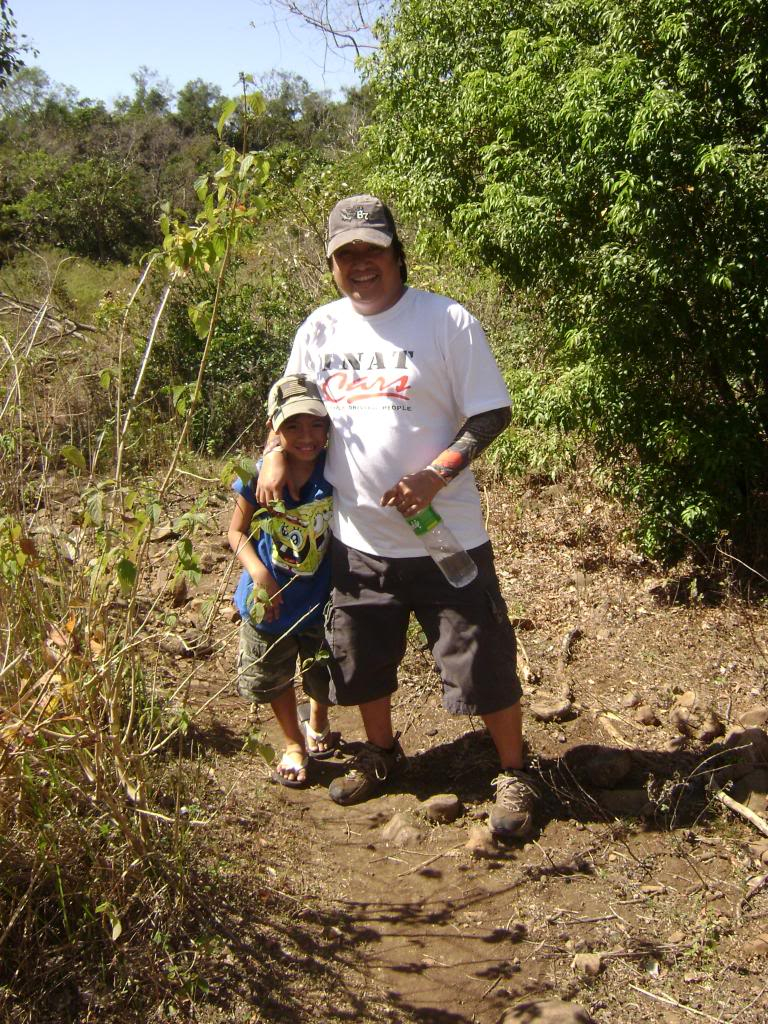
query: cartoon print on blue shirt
[{"left": 260, "top": 496, "right": 333, "bottom": 576}]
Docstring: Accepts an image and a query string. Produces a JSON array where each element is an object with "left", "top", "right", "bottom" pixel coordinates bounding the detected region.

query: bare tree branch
[{"left": 262, "top": 0, "right": 388, "bottom": 57}]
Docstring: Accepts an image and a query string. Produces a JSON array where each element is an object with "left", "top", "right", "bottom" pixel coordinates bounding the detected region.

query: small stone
[
  {"left": 747, "top": 841, "right": 768, "bottom": 862},
  {"left": 622, "top": 690, "right": 642, "bottom": 709},
  {"left": 171, "top": 575, "right": 188, "bottom": 607},
  {"left": 199, "top": 551, "right": 217, "bottom": 573},
  {"left": 731, "top": 770, "right": 768, "bottom": 814},
  {"left": 634, "top": 704, "right": 660, "bottom": 727},
  {"left": 722, "top": 727, "right": 768, "bottom": 779},
  {"left": 668, "top": 930, "right": 686, "bottom": 944},
  {"left": 420, "top": 793, "right": 462, "bottom": 824},
  {"left": 465, "top": 825, "right": 499, "bottom": 859},
  {"left": 500, "top": 998, "right": 594, "bottom": 1024},
  {"left": 738, "top": 706, "right": 768, "bottom": 730},
  {"left": 669, "top": 693, "right": 724, "bottom": 741},
  {"left": 571, "top": 952, "right": 604, "bottom": 977},
  {"left": 742, "top": 933, "right": 768, "bottom": 957},
  {"left": 391, "top": 826, "right": 423, "bottom": 848},
  {"left": 150, "top": 524, "right": 178, "bottom": 542},
  {"left": 664, "top": 736, "right": 687, "bottom": 753},
  {"left": 530, "top": 699, "right": 574, "bottom": 723},
  {"left": 159, "top": 630, "right": 212, "bottom": 658},
  {"left": 382, "top": 812, "right": 416, "bottom": 843}
]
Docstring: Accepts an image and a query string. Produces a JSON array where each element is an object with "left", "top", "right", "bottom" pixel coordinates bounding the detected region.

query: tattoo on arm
[{"left": 427, "top": 407, "right": 511, "bottom": 483}]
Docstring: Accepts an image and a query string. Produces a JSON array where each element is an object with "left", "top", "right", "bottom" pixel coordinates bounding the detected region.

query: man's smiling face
[{"left": 331, "top": 241, "right": 404, "bottom": 315}]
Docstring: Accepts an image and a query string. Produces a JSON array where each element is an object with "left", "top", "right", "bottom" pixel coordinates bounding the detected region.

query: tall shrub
[{"left": 367, "top": 0, "right": 768, "bottom": 558}]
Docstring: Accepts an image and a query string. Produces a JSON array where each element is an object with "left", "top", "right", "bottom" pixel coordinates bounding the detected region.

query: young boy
[{"left": 228, "top": 374, "right": 338, "bottom": 787}]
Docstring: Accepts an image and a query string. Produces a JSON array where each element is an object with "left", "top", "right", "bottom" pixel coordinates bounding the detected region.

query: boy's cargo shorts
[
  {"left": 236, "top": 618, "right": 332, "bottom": 705},
  {"left": 326, "top": 540, "right": 522, "bottom": 715}
]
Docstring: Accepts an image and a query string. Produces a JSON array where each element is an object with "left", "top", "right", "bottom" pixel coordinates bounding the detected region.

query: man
[{"left": 257, "top": 194, "right": 538, "bottom": 840}]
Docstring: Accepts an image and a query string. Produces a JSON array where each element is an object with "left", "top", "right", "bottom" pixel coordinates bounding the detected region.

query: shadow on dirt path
[{"left": 164, "top": 478, "right": 768, "bottom": 1023}]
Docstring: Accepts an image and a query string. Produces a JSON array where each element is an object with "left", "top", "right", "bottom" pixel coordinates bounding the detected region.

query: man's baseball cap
[
  {"left": 267, "top": 374, "right": 328, "bottom": 431},
  {"left": 325, "top": 194, "right": 395, "bottom": 257}
]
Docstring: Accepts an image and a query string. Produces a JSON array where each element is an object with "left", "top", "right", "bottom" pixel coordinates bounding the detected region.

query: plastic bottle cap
[{"left": 406, "top": 505, "right": 441, "bottom": 536}]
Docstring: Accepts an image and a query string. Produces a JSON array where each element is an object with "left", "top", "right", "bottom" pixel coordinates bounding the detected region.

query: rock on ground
[
  {"left": 466, "top": 825, "right": 499, "bottom": 859},
  {"left": 381, "top": 812, "right": 424, "bottom": 847},
  {"left": 419, "top": 793, "right": 462, "bottom": 824}
]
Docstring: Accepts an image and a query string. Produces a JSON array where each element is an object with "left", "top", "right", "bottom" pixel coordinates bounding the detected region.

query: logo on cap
[{"left": 340, "top": 206, "right": 370, "bottom": 222}]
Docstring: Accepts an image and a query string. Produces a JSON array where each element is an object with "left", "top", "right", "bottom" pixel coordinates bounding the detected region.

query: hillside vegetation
[{"left": 1, "top": 2, "right": 767, "bottom": 1020}]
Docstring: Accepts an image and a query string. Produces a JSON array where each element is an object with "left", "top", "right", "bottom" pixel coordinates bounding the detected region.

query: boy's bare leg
[
  {"left": 308, "top": 698, "right": 329, "bottom": 734},
  {"left": 306, "top": 698, "right": 336, "bottom": 754},
  {"left": 270, "top": 687, "right": 307, "bottom": 782},
  {"left": 481, "top": 701, "right": 524, "bottom": 770}
]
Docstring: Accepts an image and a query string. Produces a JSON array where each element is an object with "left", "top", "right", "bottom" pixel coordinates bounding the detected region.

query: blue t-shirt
[{"left": 232, "top": 452, "right": 333, "bottom": 635}]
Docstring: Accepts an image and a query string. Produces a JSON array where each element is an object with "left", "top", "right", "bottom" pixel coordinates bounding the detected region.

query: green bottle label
[{"left": 406, "top": 504, "right": 442, "bottom": 536}]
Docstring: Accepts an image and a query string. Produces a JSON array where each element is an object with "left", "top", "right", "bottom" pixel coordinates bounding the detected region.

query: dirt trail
[{"left": 159, "top": 476, "right": 768, "bottom": 1023}]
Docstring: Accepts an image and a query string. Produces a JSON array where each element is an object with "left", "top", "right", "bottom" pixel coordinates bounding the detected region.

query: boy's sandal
[
  {"left": 300, "top": 718, "right": 342, "bottom": 760},
  {"left": 271, "top": 749, "right": 310, "bottom": 789}
]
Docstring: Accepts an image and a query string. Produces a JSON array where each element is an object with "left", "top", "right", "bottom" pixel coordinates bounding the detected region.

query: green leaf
[
  {"left": 243, "top": 730, "right": 275, "bottom": 763},
  {"left": 246, "top": 91, "right": 265, "bottom": 118},
  {"left": 233, "top": 458, "right": 259, "bottom": 484},
  {"left": 217, "top": 99, "right": 237, "bottom": 138},
  {"left": 85, "top": 488, "right": 104, "bottom": 527},
  {"left": 188, "top": 300, "right": 212, "bottom": 341},
  {"left": 60, "top": 444, "right": 86, "bottom": 472},
  {"left": 99, "top": 369, "right": 112, "bottom": 390},
  {"left": 116, "top": 557, "right": 137, "bottom": 596}
]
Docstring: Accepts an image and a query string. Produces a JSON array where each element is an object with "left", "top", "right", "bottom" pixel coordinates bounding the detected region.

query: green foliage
[
  {"left": 0, "top": 0, "right": 30, "bottom": 87},
  {"left": 145, "top": 269, "right": 293, "bottom": 453},
  {"left": 367, "top": 0, "right": 768, "bottom": 559}
]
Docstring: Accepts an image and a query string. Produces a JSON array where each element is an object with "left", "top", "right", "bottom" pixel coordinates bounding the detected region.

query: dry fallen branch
[
  {"left": 0, "top": 290, "right": 98, "bottom": 336},
  {"left": 629, "top": 983, "right": 726, "bottom": 1022},
  {"left": 714, "top": 788, "right": 768, "bottom": 838}
]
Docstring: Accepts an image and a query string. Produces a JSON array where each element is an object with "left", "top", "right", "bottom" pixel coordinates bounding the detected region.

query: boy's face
[{"left": 275, "top": 412, "right": 329, "bottom": 463}]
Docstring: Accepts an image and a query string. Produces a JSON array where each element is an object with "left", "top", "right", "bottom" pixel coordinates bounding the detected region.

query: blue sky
[{"left": 15, "top": 0, "right": 362, "bottom": 105}]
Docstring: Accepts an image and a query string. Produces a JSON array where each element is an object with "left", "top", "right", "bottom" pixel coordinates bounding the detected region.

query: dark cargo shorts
[
  {"left": 237, "top": 618, "right": 332, "bottom": 705},
  {"left": 326, "top": 540, "right": 522, "bottom": 715}
]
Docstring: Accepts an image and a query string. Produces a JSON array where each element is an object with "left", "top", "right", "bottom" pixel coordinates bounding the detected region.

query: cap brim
[
  {"left": 326, "top": 228, "right": 394, "bottom": 257},
  {"left": 272, "top": 398, "right": 328, "bottom": 430}
]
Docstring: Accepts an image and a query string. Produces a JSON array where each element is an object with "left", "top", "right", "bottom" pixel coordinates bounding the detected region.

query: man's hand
[
  {"left": 254, "top": 449, "right": 299, "bottom": 504},
  {"left": 381, "top": 469, "right": 445, "bottom": 518}
]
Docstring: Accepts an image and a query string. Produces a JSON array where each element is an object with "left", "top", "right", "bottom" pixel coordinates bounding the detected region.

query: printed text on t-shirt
[{"left": 320, "top": 350, "right": 413, "bottom": 405}]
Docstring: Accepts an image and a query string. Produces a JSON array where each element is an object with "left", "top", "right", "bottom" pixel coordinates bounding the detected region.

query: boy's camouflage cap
[{"left": 267, "top": 374, "right": 328, "bottom": 430}]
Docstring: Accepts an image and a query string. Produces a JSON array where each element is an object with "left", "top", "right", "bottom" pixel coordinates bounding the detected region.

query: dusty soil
[{"left": 115, "top": 470, "right": 768, "bottom": 1023}]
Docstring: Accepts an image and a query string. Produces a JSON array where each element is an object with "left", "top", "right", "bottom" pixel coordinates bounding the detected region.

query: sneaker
[
  {"left": 328, "top": 735, "right": 407, "bottom": 806},
  {"left": 489, "top": 769, "right": 539, "bottom": 841}
]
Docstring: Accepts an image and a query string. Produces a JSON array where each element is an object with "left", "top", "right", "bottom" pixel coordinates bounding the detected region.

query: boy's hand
[
  {"left": 381, "top": 469, "right": 445, "bottom": 518},
  {"left": 246, "top": 577, "right": 283, "bottom": 624},
  {"left": 255, "top": 450, "right": 300, "bottom": 504}
]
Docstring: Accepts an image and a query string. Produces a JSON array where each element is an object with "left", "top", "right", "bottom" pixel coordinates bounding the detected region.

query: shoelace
[
  {"left": 491, "top": 772, "right": 536, "bottom": 810},
  {"left": 348, "top": 744, "right": 390, "bottom": 782}
]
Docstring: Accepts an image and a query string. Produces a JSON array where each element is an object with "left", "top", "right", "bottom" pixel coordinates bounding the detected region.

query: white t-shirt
[{"left": 286, "top": 287, "right": 511, "bottom": 558}]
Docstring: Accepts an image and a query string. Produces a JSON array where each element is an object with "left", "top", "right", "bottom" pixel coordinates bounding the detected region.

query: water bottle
[{"left": 406, "top": 505, "right": 478, "bottom": 588}]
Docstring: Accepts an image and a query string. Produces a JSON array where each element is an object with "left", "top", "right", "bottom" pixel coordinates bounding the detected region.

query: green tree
[
  {"left": 174, "top": 77, "right": 225, "bottom": 136},
  {"left": 367, "top": 0, "right": 768, "bottom": 559},
  {"left": 0, "top": 1, "right": 30, "bottom": 87}
]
